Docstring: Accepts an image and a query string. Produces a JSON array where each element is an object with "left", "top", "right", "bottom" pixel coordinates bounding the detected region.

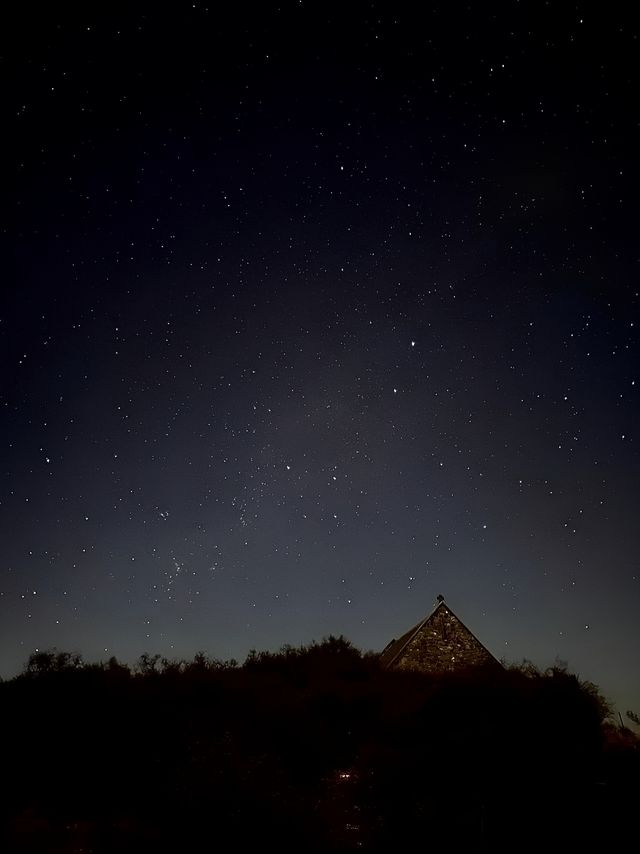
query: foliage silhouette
[
  {"left": 1, "top": 642, "right": 637, "bottom": 853},
  {"left": 627, "top": 709, "right": 640, "bottom": 727}
]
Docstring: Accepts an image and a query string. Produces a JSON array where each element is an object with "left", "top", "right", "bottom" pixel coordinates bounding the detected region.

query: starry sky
[{"left": 3, "top": 2, "right": 639, "bottom": 715}]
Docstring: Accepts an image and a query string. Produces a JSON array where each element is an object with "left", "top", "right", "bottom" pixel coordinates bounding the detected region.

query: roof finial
[{"left": 436, "top": 593, "right": 445, "bottom": 603}]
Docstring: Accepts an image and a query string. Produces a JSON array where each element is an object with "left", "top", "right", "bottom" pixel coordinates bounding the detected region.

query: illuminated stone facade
[{"left": 380, "top": 599, "right": 500, "bottom": 673}]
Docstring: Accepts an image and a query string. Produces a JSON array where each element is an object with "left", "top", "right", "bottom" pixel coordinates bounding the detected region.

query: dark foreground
[{"left": 2, "top": 640, "right": 638, "bottom": 852}]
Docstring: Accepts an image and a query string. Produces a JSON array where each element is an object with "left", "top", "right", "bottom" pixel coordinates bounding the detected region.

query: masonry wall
[{"left": 395, "top": 606, "right": 497, "bottom": 673}]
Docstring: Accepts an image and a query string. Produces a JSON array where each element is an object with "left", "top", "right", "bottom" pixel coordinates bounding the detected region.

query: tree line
[{"left": 1, "top": 637, "right": 638, "bottom": 852}]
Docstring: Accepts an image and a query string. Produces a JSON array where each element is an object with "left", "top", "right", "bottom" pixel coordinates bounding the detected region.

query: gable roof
[{"left": 380, "top": 596, "right": 501, "bottom": 672}]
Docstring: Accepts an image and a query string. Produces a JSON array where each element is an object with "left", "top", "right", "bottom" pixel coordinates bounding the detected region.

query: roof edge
[{"left": 380, "top": 600, "right": 448, "bottom": 668}]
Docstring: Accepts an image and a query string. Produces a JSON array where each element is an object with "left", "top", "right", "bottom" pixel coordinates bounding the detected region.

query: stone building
[{"left": 380, "top": 595, "right": 501, "bottom": 673}]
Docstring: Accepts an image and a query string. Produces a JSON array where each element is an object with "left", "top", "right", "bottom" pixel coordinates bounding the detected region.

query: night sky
[{"left": 4, "top": 3, "right": 639, "bottom": 715}]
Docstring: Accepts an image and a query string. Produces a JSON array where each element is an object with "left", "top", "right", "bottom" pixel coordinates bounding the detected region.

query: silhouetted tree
[
  {"left": 626, "top": 709, "right": 640, "bottom": 727},
  {"left": 136, "top": 652, "right": 162, "bottom": 675},
  {"left": 1, "top": 644, "right": 635, "bottom": 852},
  {"left": 24, "top": 648, "right": 83, "bottom": 674}
]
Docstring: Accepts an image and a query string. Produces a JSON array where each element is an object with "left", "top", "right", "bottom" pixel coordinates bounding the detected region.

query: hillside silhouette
[{"left": 1, "top": 638, "right": 638, "bottom": 852}]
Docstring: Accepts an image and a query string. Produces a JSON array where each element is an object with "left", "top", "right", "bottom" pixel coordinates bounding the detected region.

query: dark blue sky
[{"left": 3, "top": 2, "right": 638, "bottom": 716}]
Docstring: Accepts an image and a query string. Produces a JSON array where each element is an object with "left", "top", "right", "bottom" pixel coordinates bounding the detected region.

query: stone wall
[{"left": 395, "top": 605, "right": 497, "bottom": 672}]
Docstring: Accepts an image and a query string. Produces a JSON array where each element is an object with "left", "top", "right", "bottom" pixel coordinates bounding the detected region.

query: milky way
[{"left": 3, "top": 3, "right": 639, "bottom": 716}]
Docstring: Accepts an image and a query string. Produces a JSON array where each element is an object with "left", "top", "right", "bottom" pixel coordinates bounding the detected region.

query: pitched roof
[{"left": 380, "top": 596, "right": 501, "bottom": 672}]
